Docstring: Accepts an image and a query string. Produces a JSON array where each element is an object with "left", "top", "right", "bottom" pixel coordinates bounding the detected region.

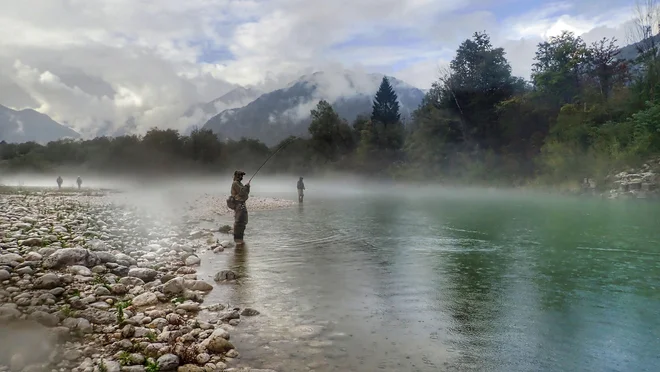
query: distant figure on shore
[
  {"left": 297, "top": 177, "right": 305, "bottom": 203},
  {"left": 56, "top": 176, "right": 63, "bottom": 190},
  {"left": 76, "top": 176, "right": 82, "bottom": 190},
  {"left": 230, "top": 170, "right": 250, "bottom": 246}
]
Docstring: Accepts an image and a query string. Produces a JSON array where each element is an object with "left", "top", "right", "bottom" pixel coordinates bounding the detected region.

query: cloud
[{"left": 0, "top": 0, "right": 641, "bottom": 137}]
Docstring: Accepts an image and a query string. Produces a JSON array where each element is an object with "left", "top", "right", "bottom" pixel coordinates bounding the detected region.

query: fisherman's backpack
[{"left": 226, "top": 196, "right": 237, "bottom": 210}]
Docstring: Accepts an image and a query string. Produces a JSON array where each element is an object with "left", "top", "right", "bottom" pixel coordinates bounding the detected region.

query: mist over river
[
  {"left": 193, "top": 182, "right": 660, "bottom": 372},
  {"left": 3, "top": 174, "right": 659, "bottom": 371}
]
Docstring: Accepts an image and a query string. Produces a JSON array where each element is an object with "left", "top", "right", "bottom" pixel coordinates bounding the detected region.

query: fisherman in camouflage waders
[{"left": 231, "top": 170, "right": 250, "bottom": 245}]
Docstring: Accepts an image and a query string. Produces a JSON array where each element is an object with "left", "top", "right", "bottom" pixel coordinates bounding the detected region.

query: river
[{"left": 192, "top": 185, "right": 660, "bottom": 372}]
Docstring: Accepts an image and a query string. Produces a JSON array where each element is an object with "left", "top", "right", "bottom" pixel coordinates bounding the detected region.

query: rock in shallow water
[
  {"left": 184, "top": 255, "right": 201, "bottom": 266},
  {"left": 240, "top": 308, "right": 260, "bottom": 317},
  {"left": 200, "top": 330, "right": 235, "bottom": 354},
  {"left": 213, "top": 270, "right": 237, "bottom": 281}
]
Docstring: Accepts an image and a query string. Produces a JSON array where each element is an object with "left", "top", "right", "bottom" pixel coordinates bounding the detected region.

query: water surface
[{"left": 197, "top": 189, "right": 660, "bottom": 372}]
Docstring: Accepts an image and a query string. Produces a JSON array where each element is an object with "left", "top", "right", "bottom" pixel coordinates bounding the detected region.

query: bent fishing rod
[{"left": 247, "top": 137, "right": 294, "bottom": 183}]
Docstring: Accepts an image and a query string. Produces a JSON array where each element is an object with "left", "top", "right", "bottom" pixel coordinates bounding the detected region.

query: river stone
[
  {"left": 95, "top": 251, "right": 117, "bottom": 263},
  {"left": 165, "top": 313, "right": 183, "bottom": 325},
  {"left": 121, "top": 366, "right": 145, "bottom": 372},
  {"left": 218, "top": 310, "right": 240, "bottom": 322},
  {"left": 213, "top": 270, "right": 237, "bottom": 281},
  {"left": 29, "top": 310, "right": 59, "bottom": 327},
  {"left": 156, "top": 353, "right": 180, "bottom": 370},
  {"left": 24, "top": 252, "right": 43, "bottom": 261},
  {"left": 119, "top": 277, "right": 145, "bottom": 287},
  {"left": 20, "top": 237, "right": 43, "bottom": 247},
  {"left": 34, "top": 273, "right": 61, "bottom": 289},
  {"left": 195, "top": 353, "right": 211, "bottom": 364},
  {"left": 186, "top": 280, "right": 213, "bottom": 292},
  {"left": 78, "top": 308, "right": 115, "bottom": 324},
  {"left": 178, "top": 365, "right": 205, "bottom": 372},
  {"left": 184, "top": 255, "right": 201, "bottom": 266},
  {"left": 0, "top": 253, "right": 24, "bottom": 264},
  {"left": 176, "top": 267, "right": 196, "bottom": 275},
  {"left": 127, "top": 268, "right": 158, "bottom": 282},
  {"left": 68, "top": 265, "right": 93, "bottom": 276},
  {"left": 290, "top": 325, "right": 324, "bottom": 339},
  {"left": 37, "top": 247, "right": 56, "bottom": 257},
  {"left": 10, "top": 353, "right": 28, "bottom": 371},
  {"left": 240, "top": 308, "right": 260, "bottom": 317},
  {"left": 200, "top": 329, "right": 234, "bottom": 354},
  {"left": 42, "top": 248, "right": 100, "bottom": 269},
  {"left": 94, "top": 286, "right": 111, "bottom": 296},
  {"left": 175, "top": 301, "right": 200, "bottom": 312},
  {"left": 98, "top": 359, "right": 120, "bottom": 372},
  {"left": 63, "top": 349, "right": 82, "bottom": 361},
  {"left": 162, "top": 277, "right": 185, "bottom": 295},
  {"left": 62, "top": 317, "right": 93, "bottom": 334},
  {"left": 0, "top": 305, "right": 21, "bottom": 320},
  {"left": 132, "top": 291, "right": 159, "bottom": 307},
  {"left": 0, "top": 269, "right": 11, "bottom": 281},
  {"left": 110, "top": 283, "right": 128, "bottom": 295}
]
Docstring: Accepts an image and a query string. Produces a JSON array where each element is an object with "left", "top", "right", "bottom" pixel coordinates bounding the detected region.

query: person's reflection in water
[{"left": 227, "top": 244, "right": 250, "bottom": 307}]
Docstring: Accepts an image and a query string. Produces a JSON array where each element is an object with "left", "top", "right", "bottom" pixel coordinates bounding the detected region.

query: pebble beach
[{"left": 0, "top": 187, "right": 295, "bottom": 372}]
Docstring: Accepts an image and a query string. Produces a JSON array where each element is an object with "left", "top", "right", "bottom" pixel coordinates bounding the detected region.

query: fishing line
[{"left": 248, "top": 137, "right": 294, "bottom": 183}]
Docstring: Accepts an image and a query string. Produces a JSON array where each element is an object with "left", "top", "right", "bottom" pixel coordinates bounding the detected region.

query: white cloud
[{"left": 0, "top": 0, "right": 642, "bottom": 136}]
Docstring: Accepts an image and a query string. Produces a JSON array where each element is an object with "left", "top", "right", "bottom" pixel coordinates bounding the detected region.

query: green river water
[{"left": 198, "top": 187, "right": 660, "bottom": 372}]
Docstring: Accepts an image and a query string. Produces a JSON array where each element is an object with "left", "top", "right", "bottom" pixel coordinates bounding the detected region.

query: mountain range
[
  {"left": 182, "top": 86, "right": 264, "bottom": 134},
  {"left": 0, "top": 105, "right": 80, "bottom": 144},
  {"left": 0, "top": 69, "right": 426, "bottom": 145},
  {"left": 0, "top": 34, "right": 650, "bottom": 145},
  {"left": 202, "top": 71, "right": 426, "bottom": 145}
]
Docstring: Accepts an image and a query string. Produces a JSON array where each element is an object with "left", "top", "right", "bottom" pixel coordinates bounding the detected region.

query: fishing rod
[{"left": 247, "top": 137, "right": 294, "bottom": 183}]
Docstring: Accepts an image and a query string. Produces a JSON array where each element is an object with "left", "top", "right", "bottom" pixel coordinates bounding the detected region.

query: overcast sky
[{"left": 0, "top": 0, "right": 639, "bottom": 135}]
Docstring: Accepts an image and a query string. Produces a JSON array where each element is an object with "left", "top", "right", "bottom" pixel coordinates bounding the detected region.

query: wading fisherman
[
  {"left": 56, "top": 176, "right": 63, "bottom": 190},
  {"left": 297, "top": 177, "right": 305, "bottom": 203},
  {"left": 230, "top": 170, "right": 250, "bottom": 246},
  {"left": 76, "top": 176, "right": 82, "bottom": 190}
]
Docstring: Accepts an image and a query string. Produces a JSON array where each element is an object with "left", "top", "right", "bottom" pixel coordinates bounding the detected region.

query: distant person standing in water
[
  {"left": 230, "top": 170, "right": 250, "bottom": 246},
  {"left": 56, "top": 176, "right": 63, "bottom": 190},
  {"left": 76, "top": 176, "right": 82, "bottom": 190},
  {"left": 297, "top": 177, "right": 305, "bottom": 203}
]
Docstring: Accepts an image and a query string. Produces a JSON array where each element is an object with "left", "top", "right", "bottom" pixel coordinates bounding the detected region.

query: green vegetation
[
  {"left": 59, "top": 304, "right": 77, "bottom": 318},
  {"left": 144, "top": 359, "right": 160, "bottom": 372},
  {"left": 118, "top": 351, "right": 132, "bottom": 366},
  {"left": 115, "top": 300, "right": 131, "bottom": 324},
  {"left": 3, "top": 8, "right": 660, "bottom": 189}
]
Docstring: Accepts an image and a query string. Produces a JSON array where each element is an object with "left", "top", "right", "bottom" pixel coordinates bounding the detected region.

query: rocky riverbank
[
  {"left": 0, "top": 189, "right": 293, "bottom": 372},
  {"left": 596, "top": 157, "right": 660, "bottom": 199}
]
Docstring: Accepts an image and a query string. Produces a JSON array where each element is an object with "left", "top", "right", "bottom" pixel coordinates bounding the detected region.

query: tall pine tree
[{"left": 371, "top": 77, "right": 401, "bottom": 125}]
